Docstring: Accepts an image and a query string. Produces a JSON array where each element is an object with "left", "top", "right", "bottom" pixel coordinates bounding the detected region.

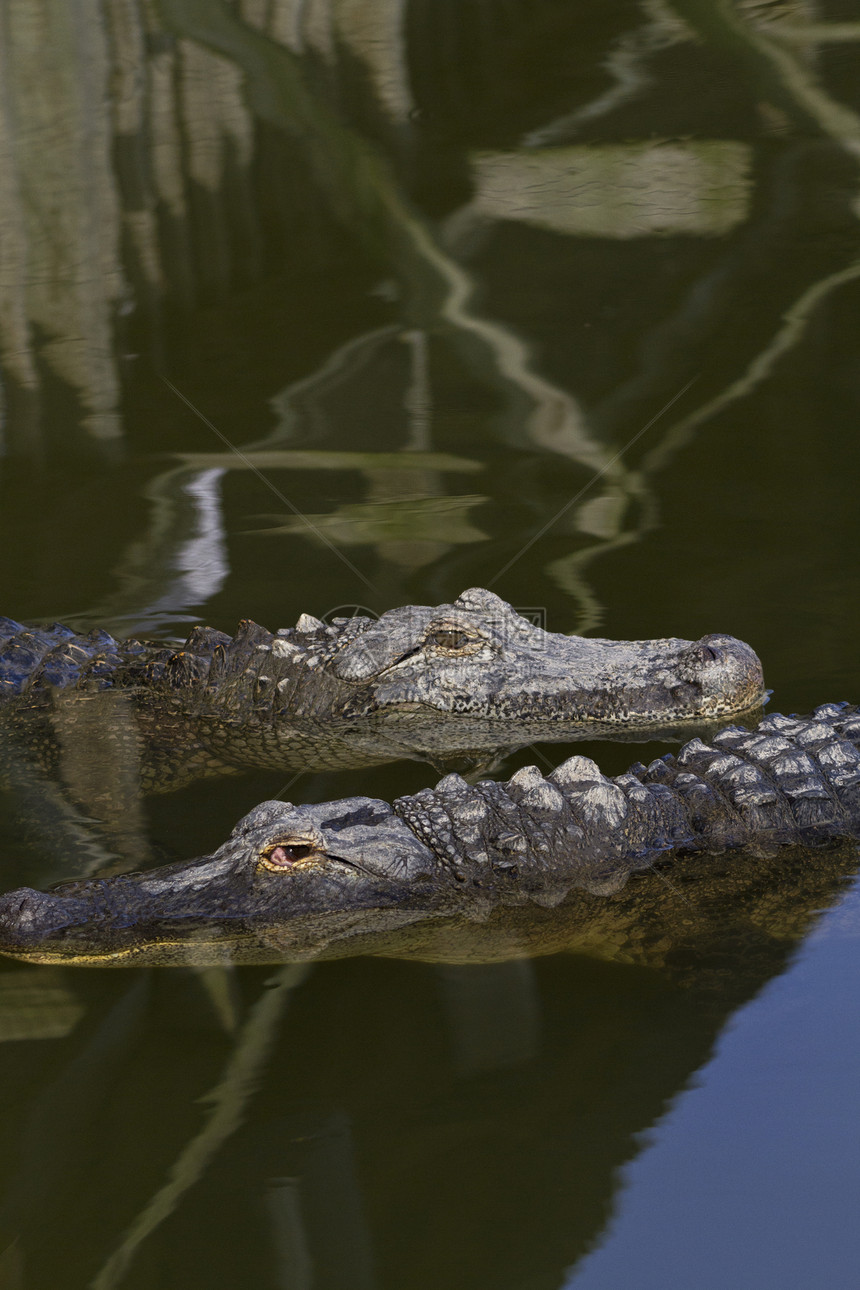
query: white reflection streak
[
  {"left": 643, "top": 258, "right": 860, "bottom": 475},
  {"left": 685, "top": 0, "right": 860, "bottom": 161},
  {"left": 264, "top": 325, "right": 400, "bottom": 447},
  {"left": 163, "top": 378, "right": 379, "bottom": 594},
  {"left": 523, "top": 2, "right": 689, "bottom": 147},
  {"left": 173, "top": 467, "right": 229, "bottom": 603},
  {"left": 407, "top": 217, "right": 615, "bottom": 475},
  {"left": 773, "top": 23, "right": 860, "bottom": 44},
  {"left": 488, "top": 375, "right": 699, "bottom": 585}
]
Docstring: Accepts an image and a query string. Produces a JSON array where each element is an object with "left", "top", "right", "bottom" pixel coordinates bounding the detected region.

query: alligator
[
  {"left": 2, "top": 701, "right": 859, "bottom": 966},
  {"left": 0, "top": 589, "right": 765, "bottom": 784}
]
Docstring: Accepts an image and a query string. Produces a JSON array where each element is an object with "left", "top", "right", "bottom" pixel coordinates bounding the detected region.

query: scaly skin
[
  {"left": 0, "top": 589, "right": 765, "bottom": 777},
  {"left": 1, "top": 702, "right": 858, "bottom": 967}
]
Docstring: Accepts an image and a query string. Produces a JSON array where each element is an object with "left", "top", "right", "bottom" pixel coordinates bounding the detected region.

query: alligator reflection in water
[{"left": 0, "top": 837, "right": 856, "bottom": 1289}]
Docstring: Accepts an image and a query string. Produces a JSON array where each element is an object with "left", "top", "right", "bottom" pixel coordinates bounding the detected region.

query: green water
[{"left": 1, "top": 1, "right": 860, "bottom": 1285}]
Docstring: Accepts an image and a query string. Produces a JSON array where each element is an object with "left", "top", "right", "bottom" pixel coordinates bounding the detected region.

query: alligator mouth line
[
  {"left": 0, "top": 943, "right": 149, "bottom": 967},
  {"left": 2, "top": 936, "right": 255, "bottom": 967},
  {"left": 381, "top": 697, "right": 766, "bottom": 724}
]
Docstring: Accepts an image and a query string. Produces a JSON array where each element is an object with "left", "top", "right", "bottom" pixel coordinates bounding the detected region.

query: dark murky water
[{"left": 1, "top": 1, "right": 860, "bottom": 1286}]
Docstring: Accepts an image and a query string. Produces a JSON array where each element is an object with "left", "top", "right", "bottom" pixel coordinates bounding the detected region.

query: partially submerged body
[
  {"left": 0, "top": 588, "right": 765, "bottom": 779},
  {"left": 2, "top": 702, "right": 858, "bottom": 967}
]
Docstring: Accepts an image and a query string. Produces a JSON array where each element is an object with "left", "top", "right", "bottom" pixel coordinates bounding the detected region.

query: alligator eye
[
  {"left": 259, "top": 843, "right": 316, "bottom": 871},
  {"left": 427, "top": 629, "right": 471, "bottom": 651}
]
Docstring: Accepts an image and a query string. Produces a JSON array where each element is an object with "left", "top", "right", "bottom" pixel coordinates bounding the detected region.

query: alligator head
[
  {"left": 270, "top": 588, "right": 764, "bottom": 729},
  {"left": 0, "top": 781, "right": 640, "bottom": 967},
  {"left": 0, "top": 799, "right": 449, "bottom": 966}
]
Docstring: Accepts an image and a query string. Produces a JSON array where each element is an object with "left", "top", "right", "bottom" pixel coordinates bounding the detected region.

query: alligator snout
[{"left": 682, "top": 633, "right": 765, "bottom": 715}]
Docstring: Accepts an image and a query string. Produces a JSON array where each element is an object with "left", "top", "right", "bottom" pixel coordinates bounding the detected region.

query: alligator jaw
[
  {"left": 0, "top": 883, "right": 259, "bottom": 966},
  {"left": 354, "top": 601, "right": 766, "bottom": 726},
  {"left": 0, "top": 799, "right": 443, "bottom": 967}
]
